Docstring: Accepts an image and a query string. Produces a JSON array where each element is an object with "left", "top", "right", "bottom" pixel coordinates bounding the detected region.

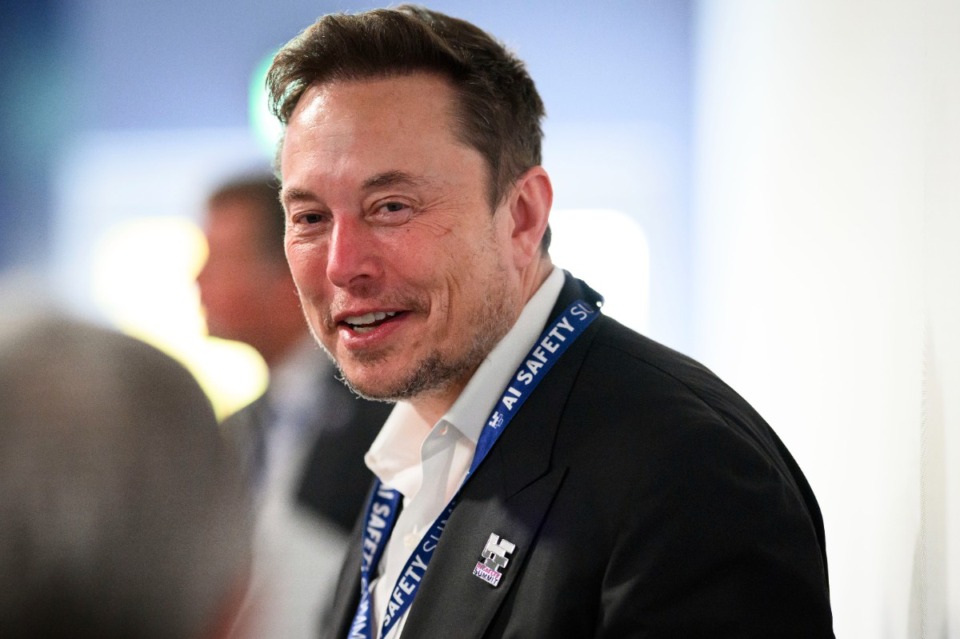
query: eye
[
  {"left": 289, "top": 210, "right": 331, "bottom": 231},
  {"left": 370, "top": 200, "right": 413, "bottom": 225}
]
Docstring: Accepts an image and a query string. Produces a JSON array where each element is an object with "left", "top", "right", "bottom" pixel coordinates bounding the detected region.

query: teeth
[{"left": 344, "top": 311, "right": 397, "bottom": 327}]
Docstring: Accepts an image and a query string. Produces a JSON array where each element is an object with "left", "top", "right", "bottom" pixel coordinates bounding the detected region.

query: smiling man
[
  {"left": 281, "top": 73, "right": 546, "bottom": 424},
  {"left": 267, "top": 5, "right": 835, "bottom": 638}
]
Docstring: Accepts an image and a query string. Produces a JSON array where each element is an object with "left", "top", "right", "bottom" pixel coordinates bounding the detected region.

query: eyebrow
[
  {"left": 362, "top": 170, "right": 428, "bottom": 191},
  {"left": 280, "top": 186, "right": 316, "bottom": 207},
  {"left": 280, "top": 171, "right": 430, "bottom": 207}
]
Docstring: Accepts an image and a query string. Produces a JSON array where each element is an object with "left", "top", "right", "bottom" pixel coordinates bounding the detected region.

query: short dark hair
[
  {"left": 207, "top": 174, "right": 285, "bottom": 264},
  {"left": 266, "top": 5, "right": 550, "bottom": 250}
]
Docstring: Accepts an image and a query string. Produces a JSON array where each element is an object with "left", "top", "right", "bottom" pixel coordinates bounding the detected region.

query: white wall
[{"left": 692, "top": 1, "right": 959, "bottom": 636}]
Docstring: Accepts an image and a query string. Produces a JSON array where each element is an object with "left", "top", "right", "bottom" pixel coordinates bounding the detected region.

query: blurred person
[
  {"left": 267, "top": 5, "right": 835, "bottom": 638},
  {"left": 196, "top": 174, "right": 391, "bottom": 638},
  {"left": 0, "top": 313, "right": 252, "bottom": 639}
]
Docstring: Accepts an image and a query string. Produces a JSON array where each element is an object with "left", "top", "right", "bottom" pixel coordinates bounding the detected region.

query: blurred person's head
[
  {"left": 196, "top": 174, "right": 307, "bottom": 367},
  {"left": 0, "top": 314, "right": 253, "bottom": 639}
]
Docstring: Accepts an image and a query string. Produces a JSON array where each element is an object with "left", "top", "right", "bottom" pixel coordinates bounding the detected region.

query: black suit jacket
[
  {"left": 222, "top": 359, "right": 392, "bottom": 534},
  {"left": 323, "top": 273, "right": 834, "bottom": 638}
]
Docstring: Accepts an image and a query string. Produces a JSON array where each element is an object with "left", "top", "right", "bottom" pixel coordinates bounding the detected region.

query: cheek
[{"left": 285, "top": 243, "right": 328, "bottom": 290}]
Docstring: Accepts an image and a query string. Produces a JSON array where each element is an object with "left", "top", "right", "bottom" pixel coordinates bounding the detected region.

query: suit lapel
[{"left": 324, "top": 506, "right": 369, "bottom": 638}]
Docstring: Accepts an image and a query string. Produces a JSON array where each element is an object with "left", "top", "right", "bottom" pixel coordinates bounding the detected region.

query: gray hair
[{"left": 0, "top": 313, "right": 252, "bottom": 639}]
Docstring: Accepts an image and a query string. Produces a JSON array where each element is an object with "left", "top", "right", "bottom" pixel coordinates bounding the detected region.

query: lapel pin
[{"left": 473, "top": 533, "right": 516, "bottom": 587}]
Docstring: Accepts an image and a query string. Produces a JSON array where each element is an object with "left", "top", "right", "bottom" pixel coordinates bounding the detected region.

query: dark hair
[
  {"left": 207, "top": 174, "right": 286, "bottom": 264},
  {"left": 266, "top": 4, "right": 550, "bottom": 250}
]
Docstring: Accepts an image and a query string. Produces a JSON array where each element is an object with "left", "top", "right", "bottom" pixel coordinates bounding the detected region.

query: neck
[{"left": 519, "top": 256, "right": 555, "bottom": 305}]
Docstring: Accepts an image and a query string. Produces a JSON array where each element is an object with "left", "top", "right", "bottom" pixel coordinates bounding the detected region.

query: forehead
[
  {"left": 205, "top": 197, "right": 265, "bottom": 233},
  {"left": 292, "top": 74, "right": 460, "bottom": 142},
  {"left": 281, "top": 75, "right": 466, "bottom": 163},
  {"left": 279, "top": 73, "right": 488, "bottom": 202}
]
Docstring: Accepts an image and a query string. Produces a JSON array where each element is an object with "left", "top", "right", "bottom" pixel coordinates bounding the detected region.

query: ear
[{"left": 506, "top": 166, "right": 553, "bottom": 269}]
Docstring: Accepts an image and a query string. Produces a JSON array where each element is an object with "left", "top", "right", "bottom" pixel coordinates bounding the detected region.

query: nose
[{"left": 325, "top": 215, "right": 382, "bottom": 289}]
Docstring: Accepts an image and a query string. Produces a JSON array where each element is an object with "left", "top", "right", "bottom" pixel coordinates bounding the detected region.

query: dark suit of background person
[
  {"left": 0, "top": 313, "right": 252, "bottom": 639},
  {"left": 325, "top": 275, "right": 833, "bottom": 638},
  {"left": 264, "top": 6, "right": 834, "bottom": 638},
  {"left": 196, "top": 175, "right": 391, "bottom": 639}
]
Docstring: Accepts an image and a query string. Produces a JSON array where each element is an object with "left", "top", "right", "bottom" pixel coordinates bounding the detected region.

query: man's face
[
  {"left": 280, "top": 73, "right": 522, "bottom": 406},
  {"left": 197, "top": 201, "right": 280, "bottom": 344}
]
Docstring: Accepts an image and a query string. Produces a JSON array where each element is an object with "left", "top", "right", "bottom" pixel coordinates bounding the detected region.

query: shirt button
[{"left": 439, "top": 425, "right": 449, "bottom": 436}]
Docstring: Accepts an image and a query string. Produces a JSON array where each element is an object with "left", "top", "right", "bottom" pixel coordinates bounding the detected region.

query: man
[
  {"left": 196, "top": 175, "right": 392, "bottom": 638},
  {"left": 0, "top": 313, "right": 252, "bottom": 639},
  {"left": 267, "top": 5, "right": 835, "bottom": 638}
]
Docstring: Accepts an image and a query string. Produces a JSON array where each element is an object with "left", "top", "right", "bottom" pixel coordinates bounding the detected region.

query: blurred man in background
[
  {"left": 196, "top": 174, "right": 391, "bottom": 637},
  {"left": 0, "top": 313, "right": 252, "bottom": 639}
]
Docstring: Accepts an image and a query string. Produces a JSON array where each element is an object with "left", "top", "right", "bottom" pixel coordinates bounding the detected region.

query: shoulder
[
  {"left": 557, "top": 314, "right": 808, "bottom": 509},
  {"left": 574, "top": 314, "right": 760, "bottom": 431}
]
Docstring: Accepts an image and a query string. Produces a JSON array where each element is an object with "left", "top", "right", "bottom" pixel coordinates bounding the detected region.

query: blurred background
[{"left": 1, "top": 0, "right": 957, "bottom": 636}]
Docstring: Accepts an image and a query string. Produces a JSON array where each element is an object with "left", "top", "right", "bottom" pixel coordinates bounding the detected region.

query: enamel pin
[{"left": 473, "top": 533, "right": 516, "bottom": 587}]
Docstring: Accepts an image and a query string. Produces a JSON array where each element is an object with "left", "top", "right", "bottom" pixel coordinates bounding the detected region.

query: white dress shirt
[{"left": 364, "top": 267, "right": 565, "bottom": 638}]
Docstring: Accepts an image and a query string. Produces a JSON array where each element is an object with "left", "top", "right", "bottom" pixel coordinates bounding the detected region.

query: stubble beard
[{"left": 332, "top": 262, "right": 517, "bottom": 404}]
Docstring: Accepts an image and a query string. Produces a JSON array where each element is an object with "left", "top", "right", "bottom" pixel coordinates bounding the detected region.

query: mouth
[{"left": 340, "top": 310, "right": 404, "bottom": 334}]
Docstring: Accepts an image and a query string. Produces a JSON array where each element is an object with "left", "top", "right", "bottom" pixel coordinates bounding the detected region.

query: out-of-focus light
[
  {"left": 549, "top": 208, "right": 649, "bottom": 333},
  {"left": 249, "top": 50, "right": 282, "bottom": 159},
  {"left": 91, "top": 217, "right": 267, "bottom": 419}
]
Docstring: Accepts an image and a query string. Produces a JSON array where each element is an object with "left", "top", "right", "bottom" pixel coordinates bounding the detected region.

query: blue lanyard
[{"left": 348, "top": 299, "right": 599, "bottom": 639}]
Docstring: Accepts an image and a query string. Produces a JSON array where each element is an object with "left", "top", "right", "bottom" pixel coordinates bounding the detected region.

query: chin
[
  {"left": 336, "top": 360, "right": 396, "bottom": 397},
  {"left": 339, "top": 376, "right": 397, "bottom": 402}
]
